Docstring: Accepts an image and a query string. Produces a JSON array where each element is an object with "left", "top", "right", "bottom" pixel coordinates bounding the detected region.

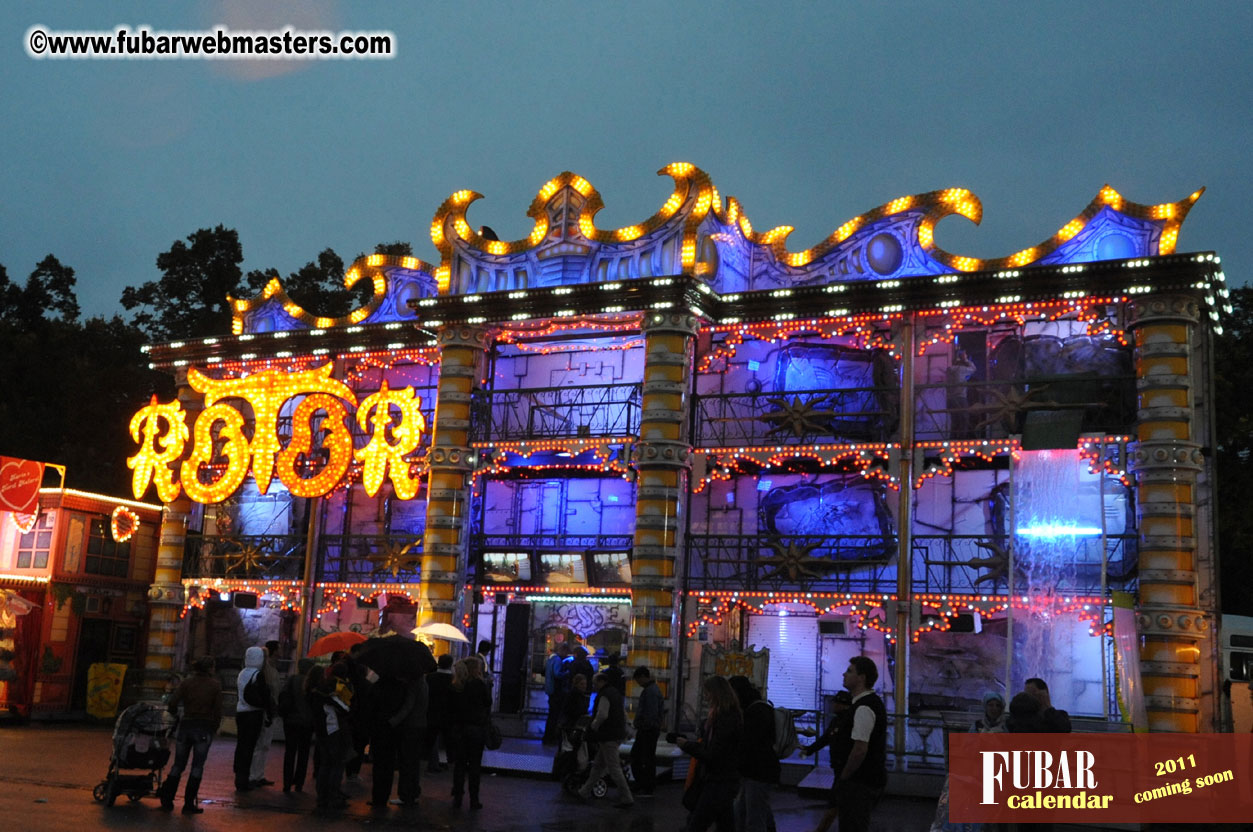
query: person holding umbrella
[{"left": 353, "top": 635, "right": 435, "bottom": 810}]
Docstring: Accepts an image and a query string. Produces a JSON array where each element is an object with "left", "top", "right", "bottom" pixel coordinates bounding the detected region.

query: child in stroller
[{"left": 93, "top": 702, "right": 178, "bottom": 807}]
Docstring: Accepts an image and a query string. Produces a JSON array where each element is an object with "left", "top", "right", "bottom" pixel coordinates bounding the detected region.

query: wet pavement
[
  {"left": 5, "top": 722, "right": 1245, "bottom": 830},
  {"left": 0, "top": 722, "right": 939, "bottom": 831}
]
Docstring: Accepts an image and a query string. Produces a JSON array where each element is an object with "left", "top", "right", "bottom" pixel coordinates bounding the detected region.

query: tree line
[
  {"left": 0, "top": 228, "right": 410, "bottom": 496},
  {"left": 0, "top": 232, "right": 1249, "bottom": 614}
]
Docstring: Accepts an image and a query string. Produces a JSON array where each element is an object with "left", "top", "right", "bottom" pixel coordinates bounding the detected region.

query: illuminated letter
[
  {"left": 180, "top": 403, "right": 249, "bottom": 503},
  {"left": 354, "top": 381, "right": 426, "bottom": 499},
  {"left": 189, "top": 364, "right": 355, "bottom": 494},
  {"left": 276, "top": 393, "right": 353, "bottom": 498},
  {"left": 127, "top": 396, "right": 189, "bottom": 502}
]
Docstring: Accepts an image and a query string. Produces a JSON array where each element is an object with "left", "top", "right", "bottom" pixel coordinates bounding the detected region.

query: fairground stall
[
  {"left": 127, "top": 165, "right": 1225, "bottom": 754},
  {"left": 0, "top": 486, "right": 161, "bottom": 717}
]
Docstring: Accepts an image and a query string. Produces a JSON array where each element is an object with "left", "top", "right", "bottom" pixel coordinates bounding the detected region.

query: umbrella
[
  {"left": 354, "top": 635, "right": 437, "bottom": 680},
  {"left": 307, "top": 630, "right": 367, "bottom": 657},
  {"left": 412, "top": 622, "right": 471, "bottom": 644},
  {"left": 0, "top": 589, "right": 39, "bottom": 615}
]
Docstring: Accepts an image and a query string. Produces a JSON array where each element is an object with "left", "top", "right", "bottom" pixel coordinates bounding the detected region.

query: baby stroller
[
  {"left": 92, "top": 702, "right": 177, "bottom": 807},
  {"left": 555, "top": 715, "right": 621, "bottom": 799}
]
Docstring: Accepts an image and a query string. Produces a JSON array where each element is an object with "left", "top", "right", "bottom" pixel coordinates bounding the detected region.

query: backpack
[
  {"left": 767, "top": 701, "right": 798, "bottom": 758},
  {"left": 242, "top": 669, "right": 268, "bottom": 709}
]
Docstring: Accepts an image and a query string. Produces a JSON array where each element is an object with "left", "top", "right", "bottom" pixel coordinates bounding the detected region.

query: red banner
[
  {"left": 0, "top": 456, "right": 44, "bottom": 514},
  {"left": 950, "top": 733, "right": 1253, "bottom": 824}
]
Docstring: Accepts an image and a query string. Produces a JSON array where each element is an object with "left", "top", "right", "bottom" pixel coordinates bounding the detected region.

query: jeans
[
  {"left": 233, "top": 710, "right": 264, "bottom": 788},
  {"left": 734, "top": 777, "right": 775, "bottom": 832},
  {"left": 630, "top": 728, "right": 659, "bottom": 793},
  {"left": 169, "top": 723, "right": 214, "bottom": 780},
  {"left": 282, "top": 723, "right": 312, "bottom": 790}
]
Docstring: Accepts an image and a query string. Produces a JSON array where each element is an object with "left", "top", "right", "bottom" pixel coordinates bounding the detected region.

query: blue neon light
[{"left": 1017, "top": 524, "right": 1102, "bottom": 538}]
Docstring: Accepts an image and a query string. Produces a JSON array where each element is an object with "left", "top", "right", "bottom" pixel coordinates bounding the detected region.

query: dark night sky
[{"left": 3, "top": 1, "right": 1249, "bottom": 317}]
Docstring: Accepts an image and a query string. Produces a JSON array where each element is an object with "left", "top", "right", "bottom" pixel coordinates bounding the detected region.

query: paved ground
[
  {"left": 0, "top": 722, "right": 940, "bottom": 831},
  {"left": 3, "top": 723, "right": 1249, "bottom": 831}
]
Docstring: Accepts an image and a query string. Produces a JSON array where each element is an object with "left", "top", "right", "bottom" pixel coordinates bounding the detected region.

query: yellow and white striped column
[
  {"left": 142, "top": 372, "right": 200, "bottom": 698},
  {"left": 630, "top": 311, "right": 699, "bottom": 698},
  {"left": 1128, "top": 294, "right": 1211, "bottom": 732},
  {"left": 420, "top": 325, "right": 489, "bottom": 628}
]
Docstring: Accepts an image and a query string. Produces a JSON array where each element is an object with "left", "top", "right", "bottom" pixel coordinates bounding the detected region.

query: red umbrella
[{"left": 307, "top": 631, "right": 367, "bottom": 657}]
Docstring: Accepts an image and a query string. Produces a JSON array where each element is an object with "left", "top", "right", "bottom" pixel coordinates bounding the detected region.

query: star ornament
[
  {"left": 224, "top": 543, "right": 269, "bottom": 576},
  {"left": 369, "top": 539, "right": 421, "bottom": 579},
  {"left": 759, "top": 537, "right": 834, "bottom": 581},
  {"left": 759, "top": 394, "right": 836, "bottom": 439}
]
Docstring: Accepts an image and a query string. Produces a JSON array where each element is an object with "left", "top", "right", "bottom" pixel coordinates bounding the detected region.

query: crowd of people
[{"left": 156, "top": 638, "right": 1070, "bottom": 832}]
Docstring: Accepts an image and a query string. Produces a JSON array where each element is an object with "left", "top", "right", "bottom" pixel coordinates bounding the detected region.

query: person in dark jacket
[
  {"left": 1024, "top": 677, "right": 1072, "bottom": 733},
  {"left": 343, "top": 645, "right": 373, "bottom": 780},
  {"left": 448, "top": 656, "right": 491, "bottom": 809},
  {"left": 159, "top": 656, "right": 222, "bottom": 814},
  {"left": 801, "top": 690, "right": 852, "bottom": 772},
  {"left": 629, "top": 666, "right": 664, "bottom": 796},
  {"left": 425, "top": 654, "right": 453, "bottom": 772},
  {"left": 603, "top": 653, "right": 627, "bottom": 696},
  {"left": 313, "top": 661, "right": 354, "bottom": 811},
  {"left": 392, "top": 671, "right": 429, "bottom": 805},
  {"left": 673, "top": 675, "right": 743, "bottom": 832},
  {"left": 728, "top": 676, "right": 779, "bottom": 832},
  {"left": 542, "top": 642, "right": 571, "bottom": 745},
  {"left": 279, "top": 658, "right": 316, "bottom": 793},
  {"left": 566, "top": 645, "right": 594, "bottom": 693},
  {"left": 369, "top": 671, "right": 429, "bottom": 808},
  {"left": 577, "top": 672, "right": 633, "bottom": 807}
]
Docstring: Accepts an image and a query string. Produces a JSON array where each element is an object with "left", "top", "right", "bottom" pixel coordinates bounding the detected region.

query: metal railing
[
  {"left": 685, "top": 533, "right": 896, "bottom": 593},
  {"left": 315, "top": 534, "right": 424, "bottom": 584},
  {"left": 912, "top": 533, "right": 1138, "bottom": 595},
  {"left": 469, "top": 384, "right": 641, "bottom": 443},
  {"left": 182, "top": 534, "right": 306, "bottom": 581},
  {"left": 691, "top": 387, "right": 896, "bottom": 447},
  {"left": 914, "top": 375, "right": 1136, "bottom": 441}
]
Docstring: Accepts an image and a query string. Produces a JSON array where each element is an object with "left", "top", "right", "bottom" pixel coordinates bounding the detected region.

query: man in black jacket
[
  {"left": 1025, "top": 677, "right": 1072, "bottom": 733},
  {"left": 629, "top": 666, "right": 664, "bottom": 796},
  {"left": 160, "top": 656, "right": 222, "bottom": 814}
]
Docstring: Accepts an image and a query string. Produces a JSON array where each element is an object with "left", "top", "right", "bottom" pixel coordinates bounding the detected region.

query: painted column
[
  {"left": 631, "top": 310, "right": 698, "bottom": 698},
  {"left": 142, "top": 371, "right": 199, "bottom": 699},
  {"left": 1127, "top": 294, "right": 1210, "bottom": 732},
  {"left": 420, "top": 325, "right": 489, "bottom": 628}
]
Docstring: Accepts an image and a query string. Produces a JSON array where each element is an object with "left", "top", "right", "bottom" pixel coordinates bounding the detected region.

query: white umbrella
[{"left": 412, "top": 622, "right": 471, "bottom": 643}]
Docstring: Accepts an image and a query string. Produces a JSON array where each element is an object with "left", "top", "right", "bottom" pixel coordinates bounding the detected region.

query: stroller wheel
[
  {"left": 92, "top": 782, "right": 108, "bottom": 803},
  {"left": 591, "top": 777, "right": 609, "bottom": 799},
  {"left": 128, "top": 792, "right": 145, "bottom": 803}
]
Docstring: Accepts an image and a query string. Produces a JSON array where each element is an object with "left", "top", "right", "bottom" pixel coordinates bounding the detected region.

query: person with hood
[
  {"left": 249, "top": 640, "right": 281, "bottom": 787},
  {"left": 160, "top": 656, "right": 222, "bottom": 814},
  {"left": 279, "top": 658, "right": 316, "bottom": 792},
  {"left": 973, "top": 691, "right": 1007, "bottom": 733},
  {"left": 728, "top": 675, "right": 779, "bottom": 832},
  {"left": 234, "top": 646, "right": 270, "bottom": 791}
]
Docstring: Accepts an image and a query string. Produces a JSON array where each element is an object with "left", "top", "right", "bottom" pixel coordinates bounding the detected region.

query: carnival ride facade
[{"left": 128, "top": 164, "right": 1224, "bottom": 750}]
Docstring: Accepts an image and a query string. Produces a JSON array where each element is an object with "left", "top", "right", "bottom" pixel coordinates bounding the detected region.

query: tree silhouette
[{"left": 121, "top": 225, "right": 244, "bottom": 342}]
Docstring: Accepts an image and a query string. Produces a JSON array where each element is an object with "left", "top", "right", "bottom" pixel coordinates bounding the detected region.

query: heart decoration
[{"left": 0, "top": 457, "right": 44, "bottom": 514}]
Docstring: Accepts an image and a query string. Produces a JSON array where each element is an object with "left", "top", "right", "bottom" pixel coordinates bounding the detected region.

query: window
[
  {"left": 16, "top": 513, "right": 53, "bottom": 569},
  {"left": 85, "top": 517, "right": 130, "bottom": 577}
]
